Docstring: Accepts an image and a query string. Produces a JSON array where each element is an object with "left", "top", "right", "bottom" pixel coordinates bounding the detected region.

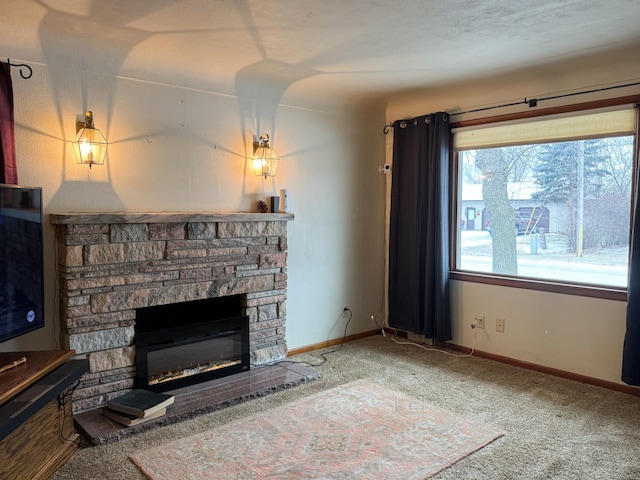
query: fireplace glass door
[{"left": 136, "top": 316, "right": 249, "bottom": 392}]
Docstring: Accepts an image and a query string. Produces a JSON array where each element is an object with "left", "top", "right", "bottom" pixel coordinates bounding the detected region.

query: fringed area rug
[{"left": 130, "top": 380, "right": 504, "bottom": 480}]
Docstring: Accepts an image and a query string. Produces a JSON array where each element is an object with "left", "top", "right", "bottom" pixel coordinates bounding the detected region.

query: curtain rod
[
  {"left": 383, "top": 80, "right": 640, "bottom": 134},
  {"left": 3, "top": 58, "right": 33, "bottom": 79}
]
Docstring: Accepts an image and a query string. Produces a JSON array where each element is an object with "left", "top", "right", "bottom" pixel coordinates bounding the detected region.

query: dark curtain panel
[
  {"left": 0, "top": 62, "right": 17, "bottom": 185},
  {"left": 622, "top": 107, "right": 640, "bottom": 385},
  {"left": 388, "top": 112, "right": 452, "bottom": 341}
]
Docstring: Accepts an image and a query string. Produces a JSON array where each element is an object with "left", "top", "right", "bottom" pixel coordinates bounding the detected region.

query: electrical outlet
[
  {"left": 474, "top": 315, "right": 485, "bottom": 329},
  {"left": 496, "top": 318, "right": 505, "bottom": 333},
  {"left": 341, "top": 305, "right": 350, "bottom": 318}
]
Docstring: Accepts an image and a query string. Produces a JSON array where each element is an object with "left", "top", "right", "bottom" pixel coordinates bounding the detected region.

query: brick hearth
[{"left": 51, "top": 212, "right": 294, "bottom": 412}]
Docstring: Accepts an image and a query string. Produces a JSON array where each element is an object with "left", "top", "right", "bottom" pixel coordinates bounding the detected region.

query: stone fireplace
[{"left": 51, "top": 212, "right": 294, "bottom": 412}]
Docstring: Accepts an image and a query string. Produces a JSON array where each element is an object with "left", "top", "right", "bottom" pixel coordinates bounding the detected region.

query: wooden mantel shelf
[{"left": 50, "top": 212, "right": 295, "bottom": 225}]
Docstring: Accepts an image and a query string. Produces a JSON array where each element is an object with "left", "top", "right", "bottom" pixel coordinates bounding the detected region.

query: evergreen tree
[
  {"left": 531, "top": 139, "right": 610, "bottom": 250},
  {"left": 532, "top": 140, "right": 609, "bottom": 203}
]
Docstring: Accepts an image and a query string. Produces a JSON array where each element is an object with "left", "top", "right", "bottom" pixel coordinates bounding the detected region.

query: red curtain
[{"left": 0, "top": 62, "right": 17, "bottom": 184}]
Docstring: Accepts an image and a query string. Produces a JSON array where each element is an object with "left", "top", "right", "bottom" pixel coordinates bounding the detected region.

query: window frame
[{"left": 449, "top": 96, "right": 640, "bottom": 302}]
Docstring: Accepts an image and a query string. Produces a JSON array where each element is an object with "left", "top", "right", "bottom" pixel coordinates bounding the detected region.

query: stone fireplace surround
[{"left": 51, "top": 212, "right": 294, "bottom": 412}]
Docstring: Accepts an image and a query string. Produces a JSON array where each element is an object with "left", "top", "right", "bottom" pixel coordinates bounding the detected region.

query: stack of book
[{"left": 102, "top": 389, "right": 175, "bottom": 427}]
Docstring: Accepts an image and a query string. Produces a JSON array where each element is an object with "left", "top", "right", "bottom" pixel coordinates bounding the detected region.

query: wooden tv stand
[{"left": 0, "top": 350, "right": 89, "bottom": 480}]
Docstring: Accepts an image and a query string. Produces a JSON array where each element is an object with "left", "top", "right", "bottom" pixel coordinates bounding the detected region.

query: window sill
[{"left": 450, "top": 271, "right": 627, "bottom": 301}]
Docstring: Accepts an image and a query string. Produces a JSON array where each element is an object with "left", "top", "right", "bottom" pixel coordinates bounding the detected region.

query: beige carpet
[
  {"left": 130, "top": 379, "right": 503, "bottom": 479},
  {"left": 53, "top": 335, "right": 640, "bottom": 480}
]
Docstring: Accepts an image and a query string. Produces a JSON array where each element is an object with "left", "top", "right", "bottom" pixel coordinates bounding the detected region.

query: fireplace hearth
[
  {"left": 135, "top": 297, "right": 250, "bottom": 392},
  {"left": 73, "top": 361, "right": 320, "bottom": 445}
]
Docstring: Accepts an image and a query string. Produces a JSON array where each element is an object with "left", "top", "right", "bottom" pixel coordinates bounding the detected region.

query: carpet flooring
[
  {"left": 52, "top": 335, "right": 640, "bottom": 479},
  {"left": 130, "top": 379, "right": 503, "bottom": 479}
]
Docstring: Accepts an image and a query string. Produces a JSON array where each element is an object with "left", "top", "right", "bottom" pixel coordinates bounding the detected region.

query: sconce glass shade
[
  {"left": 252, "top": 134, "right": 279, "bottom": 179},
  {"left": 72, "top": 111, "right": 107, "bottom": 168}
]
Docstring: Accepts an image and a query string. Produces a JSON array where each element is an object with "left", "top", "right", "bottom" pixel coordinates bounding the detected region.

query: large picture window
[{"left": 453, "top": 107, "right": 637, "bottom": 292}]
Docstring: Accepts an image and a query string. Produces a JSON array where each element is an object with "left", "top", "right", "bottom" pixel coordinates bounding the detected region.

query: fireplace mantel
[
  {"left": 51, "top": 212, "right": 295, "bottom": 225},
  {"left": 52, "top": 211, "right": 293, "bottom": 411}
]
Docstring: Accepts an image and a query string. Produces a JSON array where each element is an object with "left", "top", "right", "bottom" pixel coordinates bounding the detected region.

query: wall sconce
[
  {"left": 252, "top": 133, "right": 279, "bottom": 179},
  {"left": 72, "top": 111, "right": 107, "bottom": 168}
]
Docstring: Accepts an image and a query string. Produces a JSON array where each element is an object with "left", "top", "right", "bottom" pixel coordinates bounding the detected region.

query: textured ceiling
[{"left": 4, "top": 0, "right": 640, "bottom": 105}]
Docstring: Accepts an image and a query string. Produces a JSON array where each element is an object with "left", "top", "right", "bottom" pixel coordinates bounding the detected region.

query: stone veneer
[{"left": 51, "top": 212, "right": 294, "bottom": 412}]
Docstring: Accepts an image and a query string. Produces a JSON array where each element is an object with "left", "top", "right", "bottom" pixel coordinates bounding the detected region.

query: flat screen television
[{"left": 0, "top": 184, "right": 44, "bottom": 343}]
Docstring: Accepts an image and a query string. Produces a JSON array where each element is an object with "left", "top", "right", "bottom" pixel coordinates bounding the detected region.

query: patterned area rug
[{"left": 130, "top": 380, "right": 504, "bottom": 480}]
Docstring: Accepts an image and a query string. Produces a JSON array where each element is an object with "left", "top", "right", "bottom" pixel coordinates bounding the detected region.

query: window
[{"left": 453, "top": 107, "right": 636, "bottom": 292}]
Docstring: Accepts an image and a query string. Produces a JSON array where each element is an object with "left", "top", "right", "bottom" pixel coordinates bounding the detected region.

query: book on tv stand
[{"left": 106, "top": 389, "right": 174, "bottom": 418}]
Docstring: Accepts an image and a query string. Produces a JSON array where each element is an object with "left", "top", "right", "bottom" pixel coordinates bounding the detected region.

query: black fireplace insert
[{"left": 134, "top": 296, "right": 249, "bottom": 392}]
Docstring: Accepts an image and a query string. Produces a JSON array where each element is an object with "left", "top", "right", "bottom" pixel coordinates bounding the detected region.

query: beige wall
[
  {"left": 385, "top": 47, "right": 640, "bottom": 386},
  {"left": 1, "top": 58, "right": 387, "bottom": 353}
]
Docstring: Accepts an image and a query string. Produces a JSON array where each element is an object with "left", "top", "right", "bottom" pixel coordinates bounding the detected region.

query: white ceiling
[{"left": 4, "top": 0, "right": 640, "bottom": 105}]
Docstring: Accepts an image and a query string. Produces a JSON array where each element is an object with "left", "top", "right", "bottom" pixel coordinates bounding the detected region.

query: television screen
[{"left": 0, "top": 184, "right": 44, "bottom": 343}]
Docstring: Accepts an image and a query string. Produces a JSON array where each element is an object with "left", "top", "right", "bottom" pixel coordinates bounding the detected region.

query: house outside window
[{"left": 453, "top": 107, "right": 636, "bottom": 292}]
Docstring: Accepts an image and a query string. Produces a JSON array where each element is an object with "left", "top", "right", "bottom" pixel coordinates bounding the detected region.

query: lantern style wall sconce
[
  {"left": 72, "top": 111, "right": 108, "bottom": 168},
  {"left": 252, "top": 133, "right": 279, "bottom": 179}
]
